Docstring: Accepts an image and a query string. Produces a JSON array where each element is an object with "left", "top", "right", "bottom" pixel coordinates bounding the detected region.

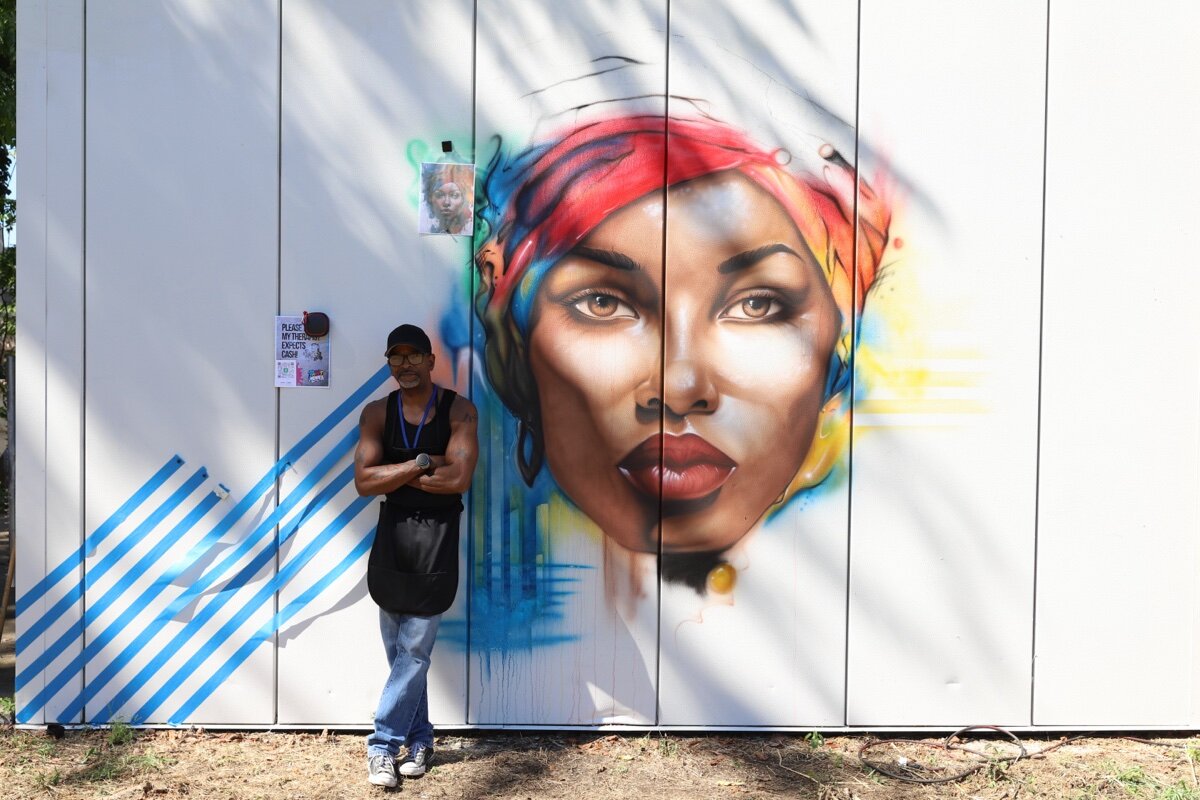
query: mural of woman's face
[
  {"left": 528, "top": 172, "right": 841, "bottom": 553},
  {"left": 432, "top": 181, "right": 466, "bottom": 228}
]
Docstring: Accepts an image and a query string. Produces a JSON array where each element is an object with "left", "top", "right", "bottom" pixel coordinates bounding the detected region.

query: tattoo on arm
[{"left": 451, "top": 398, "right": 478, "bottom": 424}]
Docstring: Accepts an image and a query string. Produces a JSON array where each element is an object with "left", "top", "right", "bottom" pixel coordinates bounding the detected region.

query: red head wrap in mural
[{"left": 478, "top": 115, "right": 889, "bottom": 331}]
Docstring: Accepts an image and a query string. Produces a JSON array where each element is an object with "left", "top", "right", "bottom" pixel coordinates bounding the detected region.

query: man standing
[{"left": 354, "top": 324, "right": 478, "bottom": 788}]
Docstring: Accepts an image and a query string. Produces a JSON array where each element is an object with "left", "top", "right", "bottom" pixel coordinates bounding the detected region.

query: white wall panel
[
  {"left": 277, "top": 0, "right": 475, "bottom": 726},
  {"left": 657, "top": 0, "right": 858, "bottom": 727},
  {"left": 13, "top": 0, "right": 86, "bottom": 726},
  {"left": 847, "top": 1, "right": 1046, "bottom": 725},
  {"left": 83, "top": 0, "right": 279, "bottom": 724},
  {"left": 14, "top": 0, "right": 55, "bottom": 725},
  {"left": 1034, "top": 0, "right": 1200, "bottom": 726},
  {"left": 37, "top": 0, "right": 86, "bottom": 726},
  {"left": 469, "top": 0, "right": 665, "bottom": 726}
]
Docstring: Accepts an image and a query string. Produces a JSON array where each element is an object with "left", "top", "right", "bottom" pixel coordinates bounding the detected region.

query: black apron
[{"left": 367, "top": 388, "right": 463, "bottom": 616}]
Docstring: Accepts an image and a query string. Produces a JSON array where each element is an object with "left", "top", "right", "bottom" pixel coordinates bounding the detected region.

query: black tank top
[{"left": 382, "top": 387, "right": 462, "bottom": 510}]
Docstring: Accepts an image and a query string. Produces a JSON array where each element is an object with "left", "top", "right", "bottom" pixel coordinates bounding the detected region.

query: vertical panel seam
[
  {"left": 79, "top": 0, "right": 89, "bottom": 725},
  {"left": 1029, "top": 0, "right": 1052, "bottom": 727},
  {"left": 654, "top": 0, "right": 670, "bottom": 729},
  {"left": 38, "top": 0, "right": 50, "bottom": 723},
  {"left": 466, "top": 0, "right": 479, "bottom": 727},
  {"left": 842, "top": 0, "right": 862, "bottom": 729},
  {"left": 272, "top": 0, "right": 283, "bottom": 727}
]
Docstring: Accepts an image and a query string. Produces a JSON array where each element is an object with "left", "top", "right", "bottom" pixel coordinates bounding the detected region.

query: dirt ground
[
  {"left": 1, "top": 723, "right": 1200, "bottom": 800},
  {"left": 3, "top": 525, "right": 1199, "bottom": 800}
]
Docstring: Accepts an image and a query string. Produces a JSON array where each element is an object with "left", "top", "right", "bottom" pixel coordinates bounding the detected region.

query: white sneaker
[
  {"left": 398, "top": 744, "right": 433, "bottom": 777},
  {"left": 367, "top": 753, "right": 398, "bottom": 787}
]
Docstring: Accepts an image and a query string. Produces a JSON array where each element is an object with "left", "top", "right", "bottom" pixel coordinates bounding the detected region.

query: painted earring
[
  {"left": 516, "top": 418, "right": 544, "bottom": 486},
  {"left": 706, "top": 562, "right": 737, "bottom": 595},
  {"left": 792, "top": 397, "right": 848, "bottom": 491}
]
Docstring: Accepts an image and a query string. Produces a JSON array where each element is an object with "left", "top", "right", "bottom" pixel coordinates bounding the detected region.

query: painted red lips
[{"left": 618, "top": 434, "right": 737, "bottom": 502}]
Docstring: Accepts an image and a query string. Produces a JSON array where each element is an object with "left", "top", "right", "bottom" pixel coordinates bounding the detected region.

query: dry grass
[{"left": 2, "top": 725, "right": 1200, "bottom": 800}]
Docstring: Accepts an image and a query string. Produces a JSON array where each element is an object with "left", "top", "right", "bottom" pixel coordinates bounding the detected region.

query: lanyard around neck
[{"left": 399, "top": 387, "right": 438, "bottom": 450}]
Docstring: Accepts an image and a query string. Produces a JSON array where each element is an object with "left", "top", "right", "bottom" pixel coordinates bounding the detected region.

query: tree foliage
[
  {"left": 0, "top": 0, "right": 13, "bottom": 373},
  {"left": 1, "top": 0, "right": 14, "bottom": 520}
]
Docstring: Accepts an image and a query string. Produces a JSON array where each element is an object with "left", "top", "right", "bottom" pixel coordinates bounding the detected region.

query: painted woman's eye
[
  {"left": 740, "top": 297, "right": 772, "bottom": 318},
  {"left": 721, "top": 293, "right": 785, "bottom": 321},
  {"left": 570, "top": 292, "right": 638, "bottom": 320}
]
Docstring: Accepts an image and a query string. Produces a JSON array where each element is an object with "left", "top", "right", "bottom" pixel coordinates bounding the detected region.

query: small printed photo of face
[{"left": 419, "top": 161, "right": 475, "bottom": 236}]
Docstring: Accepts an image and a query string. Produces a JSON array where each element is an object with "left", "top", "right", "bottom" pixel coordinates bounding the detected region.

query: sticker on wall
[
  {"left": 274, "top": 359, "right": 298, "bottom": 387},
  {"left": 417, "top": 161, "right": 474, "bottom": 236},
  {"left": 275, "top": 315, "right": 330, "bottom": 387}
]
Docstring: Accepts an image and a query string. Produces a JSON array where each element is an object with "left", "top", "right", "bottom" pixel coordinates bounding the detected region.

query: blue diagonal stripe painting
[{"left": 15, "top": 367, "right": 391, "bottom": 725}]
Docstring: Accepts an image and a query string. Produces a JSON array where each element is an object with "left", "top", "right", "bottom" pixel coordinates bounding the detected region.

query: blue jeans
[{"left": 366, "top": 609, "right": 441, "bottom": 756}]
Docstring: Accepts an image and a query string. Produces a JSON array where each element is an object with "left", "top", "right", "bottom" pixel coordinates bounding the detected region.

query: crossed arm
[{"left": 353, "top": 394, "right": 479, "bottom": 497}]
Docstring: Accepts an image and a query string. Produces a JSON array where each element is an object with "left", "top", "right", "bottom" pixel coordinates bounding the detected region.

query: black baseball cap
[{"left": 385, "top": 324, "right": 432, "bottom": 355}]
